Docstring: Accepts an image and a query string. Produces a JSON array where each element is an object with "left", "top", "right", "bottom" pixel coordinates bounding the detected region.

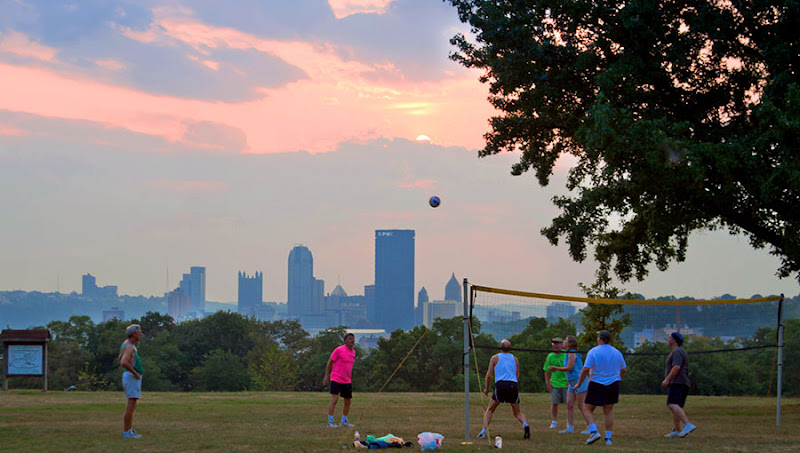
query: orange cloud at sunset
[{"left": 0, "top": 8, "right": 494, "bottom": 154}]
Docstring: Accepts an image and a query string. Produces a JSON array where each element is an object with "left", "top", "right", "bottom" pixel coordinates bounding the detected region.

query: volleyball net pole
[
  {"left": 462, "top": 277, "right": 470, "bottom": 443},
  {"left": 777, "top": 293, "right": 784, "bottom": 426}
]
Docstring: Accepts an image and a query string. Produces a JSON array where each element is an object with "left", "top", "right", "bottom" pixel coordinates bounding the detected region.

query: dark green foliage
[
  {"left": 446, "top": 0, "right": 800, "bottom": 284},
  {"left": 8, "top": 307, "right": 796, "bottom": 396},
  {"left": 190, "top": 349, "right": 250, "bottom": 391},
  {"left": 577, "top": 269, "right": 632, "bottom": 348}
]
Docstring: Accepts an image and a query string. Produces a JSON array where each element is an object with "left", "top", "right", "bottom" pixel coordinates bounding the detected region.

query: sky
[{"left": 1, "top": 0, "right": 797, "bottom": 304}]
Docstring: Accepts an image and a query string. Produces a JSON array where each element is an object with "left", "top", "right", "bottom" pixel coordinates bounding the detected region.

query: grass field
[{"left": 1, "top": 390, "right": 798, "bottom": 452}]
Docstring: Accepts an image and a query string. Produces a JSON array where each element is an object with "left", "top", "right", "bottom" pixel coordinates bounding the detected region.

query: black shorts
[
  {"left": 585, "top": 381, "right": 620, "bottom": 407},
  {"left": 492, "top": 380, "right": 520, "bottom": 404},
  {"left": 330, "top": 381, "right": 352, "bottom": 399},
  {"left": 666, "top": 384, "right": 689, "bottom": 407}
]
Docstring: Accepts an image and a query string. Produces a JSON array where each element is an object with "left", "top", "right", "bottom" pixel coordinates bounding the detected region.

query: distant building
[
  {"left": 422, "top": 300, "right": 462, "bottom": 327},
  {"left": 103, "top": 307, "right": 125, "bottom": 322},
  {"left": 82, "top": 274, "right": 96, "bottom": 295},
  {"left": 546, "top": 302, "right": 576, "bottom": 323},
  {"left": 288, "top": 245, "right": 324, "bottom": 318},
  {"left": 324, "top": 284, "right": 367, "bottom": 328},
  {"left": 179, "top": 267, "right": 206, "bottom": 315},
  {"left": 444, "top": 273, "right": 461, "bottom": 303},
  {"left": 82, "top": 273, "right": 118, "bottom": 298},
  {"left": 252, "top": 303, "right": 276, "bottom": 322},
  {"left": 416, "top": 287, "right": 428, "bottom": 326},
  {"left": 365, "top": 284, "right": 376, "bottom": 322},
  {"left": 374, "top": 229, "right": 415, "bottom": 332},
  {"left": 238, "top": 271, "right": 263, "bottom": 316},
  {"left": 167, "top": 287, "right": 192, "bottom": 321}
]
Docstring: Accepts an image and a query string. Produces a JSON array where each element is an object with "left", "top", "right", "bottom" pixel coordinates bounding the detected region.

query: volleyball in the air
[{"left": 429, "top": 196, "right": 441, "bottom": 208}]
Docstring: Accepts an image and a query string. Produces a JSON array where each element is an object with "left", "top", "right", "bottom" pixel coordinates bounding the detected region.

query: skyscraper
[
  {"left": 445, "top": 273, "right": 462, "bottom": 302},
  {"left": 374, "top": 229, "right": 415, "bottom": 331},
  {"left": 416, "top": 287, "right": 428, "bottom": 326},
  {"left": 238, "top": 271, "right": 263, "bottom": 316},
  {"left": 179, "top": 266, "right": 206, "bottom": 315},
  {"left": 288, "top": 245, "right": 315, "bottom": 316}
]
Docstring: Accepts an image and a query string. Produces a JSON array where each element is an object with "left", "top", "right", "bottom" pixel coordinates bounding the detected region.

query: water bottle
[
  {"left": 354, "top": 431, "right": 360, "bottom": 442},
  {"left": 494, "top": 435, "right": 502, "bottom": 449}
]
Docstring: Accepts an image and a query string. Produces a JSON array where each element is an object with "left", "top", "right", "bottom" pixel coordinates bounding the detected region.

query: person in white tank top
[{"left": 475, "top": 339, "right": 531, "bottom": 441}]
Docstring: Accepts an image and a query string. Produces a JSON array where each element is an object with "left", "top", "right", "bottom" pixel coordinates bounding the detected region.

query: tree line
[{"left": 2, "top": 311, "right": 796, "bottom": 397}]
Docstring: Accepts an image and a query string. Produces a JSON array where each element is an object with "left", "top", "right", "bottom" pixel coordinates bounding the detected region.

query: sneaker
[
  {"left": 559, "top": 426, "right": 574, "bottom": 434},
  {"left": 549, "top": 421, "right": 558, "bottom": 429},
  {"left": 586, "top": 432, "right": 602, "bottom": 445},
  {"left": 476, "top": 431, "right": 487, "bottom": 439},
  {"left": 340, "top": 421, "right": 355, "bottom": 428},
  {"left": 328, "top": 421, "right": 339, "bottom": 428},
  {"left": 581, "top": 428, "right": 592, "bottom": 434},
  {"left": 523, "top": 425, "right": 530, "bottom": 439},
  {"left": 605, "top": 439, "right": 612, "bottom": 446},
  {"left": 664, "top": 430, "right": 681, "bottom": 438},
  {"left": 678, "top": 423, "right": 696, "bottom": 437},
  {"left": 122, "top": 430, "right": 141, "bottom": 439}
]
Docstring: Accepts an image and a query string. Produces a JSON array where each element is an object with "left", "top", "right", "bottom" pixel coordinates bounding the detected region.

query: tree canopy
[{"left": 447, "top": 0, "right": 800, "bottom": 283}]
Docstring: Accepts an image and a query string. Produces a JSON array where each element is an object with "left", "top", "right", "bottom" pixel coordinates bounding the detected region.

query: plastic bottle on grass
[
  {"left": 354, "top": 431, "right": 360, "bottom": 442},
  {"left": 494, "top": 436, "right": 502, "bottom": 448}
]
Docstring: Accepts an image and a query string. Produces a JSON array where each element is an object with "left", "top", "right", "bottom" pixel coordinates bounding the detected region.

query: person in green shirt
[
  {"left": 543, "top": 337, "right": 568, "bottom": 429},
  {"left": 119, "top": 324, "right": 143, "bottom": 439}
]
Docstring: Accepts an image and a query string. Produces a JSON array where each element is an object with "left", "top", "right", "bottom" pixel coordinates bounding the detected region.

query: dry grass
[{"left": 0, "top": 390, "right": 798, "bottom": 452}]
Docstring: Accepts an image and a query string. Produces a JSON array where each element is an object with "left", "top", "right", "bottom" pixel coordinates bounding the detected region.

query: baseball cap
[
  {"left": 671, "top": 332, "right": 684, "bottom": 346},
  {"left": 551, "top": 337, "right": 564, "bottom": 343},
  {"left": 597, "top": 330, "right": 611, "bottom": 343}
]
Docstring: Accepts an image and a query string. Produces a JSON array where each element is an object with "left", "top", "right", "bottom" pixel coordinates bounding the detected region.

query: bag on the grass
[{"left": 416, "top": 432, "right": 444, "bottom": 451}]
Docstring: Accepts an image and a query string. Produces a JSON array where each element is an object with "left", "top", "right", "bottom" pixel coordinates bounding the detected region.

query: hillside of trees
[{"left": 2, "top": 311, "right": 797, "bottom": 397}]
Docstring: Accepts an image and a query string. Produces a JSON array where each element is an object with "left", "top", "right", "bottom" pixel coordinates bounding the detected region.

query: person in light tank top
[{"left": 475, "top": 339, "right": 530, "bottom": 441}]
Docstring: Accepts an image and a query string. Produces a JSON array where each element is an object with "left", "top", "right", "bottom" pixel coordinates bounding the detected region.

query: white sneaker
[
  {"left": 586, "top": 432, "right": 601, "bottom": 445},
  {"left": 549, "top": 421, "right": 558, "bottom": 429},
  {"left": 328, "top": 421, "right": 339, "bottom": 428},
  {"left": 664, "top": 430, "right": 680, "bottom": 438},
  {"left": 605, "top": 439, "right": 612, "bottom": 446},
  {"left": 581, "top": 428, "right": 592, "bottom": 434},
  {"left": 559, "top": 426, "right": 574, "bottom": 434},
  {"left": 679, "top": 423, "right": 696, "bottom": 437},
  {"left": 476, "top": 431, "right": 487, "bottom": 439},
  {"left": 122, "top": 430, "right": 141, "bottom": 439},
  {"left": 340, "top": 421, "right": 355, "bottom": 428}
]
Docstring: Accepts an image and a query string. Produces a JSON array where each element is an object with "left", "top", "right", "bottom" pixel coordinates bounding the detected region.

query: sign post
[{"left": 1, "top": 329, "right": 51, "bottom": 391}]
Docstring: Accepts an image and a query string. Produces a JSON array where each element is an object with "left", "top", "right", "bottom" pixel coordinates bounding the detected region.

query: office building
[
  {"left": 374, "top": 229, "right": 415, "bottom": 331},
  {"left": 445, "top": 273, "right": 462, "bottom": 302},
  {"left": 238, "top": 271, "right": 263, "bottom": 317}
]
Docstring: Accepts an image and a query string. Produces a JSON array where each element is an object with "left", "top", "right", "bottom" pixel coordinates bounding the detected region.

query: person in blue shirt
[
  {"left": 476, "top": 339, "right": 530, "bottom": 440},
  {"left": 548, "top": 335, "right": 591, "bottom": 434},
  {"left": 575, "top": 330, "right": 627, "bottom": 446}
]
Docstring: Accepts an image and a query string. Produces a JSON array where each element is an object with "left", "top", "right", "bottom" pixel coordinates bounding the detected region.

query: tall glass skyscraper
[
  {"left": 374, "top": 229, "right": 415, "bottom": 331},
  {"left": 288, "top": 245, "right": 316, "bottom": 316},
  {"left": 180, "top": 266, "right": 206, "bottom": 315}
]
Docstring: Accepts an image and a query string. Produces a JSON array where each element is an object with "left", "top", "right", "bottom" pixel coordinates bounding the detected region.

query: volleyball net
[{"left": 460, "top": 281, "right": 789, "bottom": 441}]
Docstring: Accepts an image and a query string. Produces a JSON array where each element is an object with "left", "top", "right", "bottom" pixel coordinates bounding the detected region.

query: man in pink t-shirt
[{"left": 322, "top": 332, "right": 356, "bottom": 428}]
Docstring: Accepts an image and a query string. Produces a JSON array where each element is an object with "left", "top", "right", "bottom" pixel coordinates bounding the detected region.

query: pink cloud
[
  {"left": 0, "top": 30, "right": 57, "bottom": 62},
  {"left": 0, "top": 122, "right": 27, "bottom": 136},
  {"left": 397, "top": 179, "right": 437, "bottom": 191},
  {"left": 328, "top": 0, "right": 396, "bottom": 19},
  {"left": 0, "top": 10, "right": 494, "bottom": 154},
  {"left": 144, "top": 179, "right": 230, "bottom": 193}
]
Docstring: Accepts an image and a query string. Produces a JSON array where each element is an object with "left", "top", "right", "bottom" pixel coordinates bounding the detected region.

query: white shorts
[{"left": 122, "top": 371, "right": 142, "bottom": 399}]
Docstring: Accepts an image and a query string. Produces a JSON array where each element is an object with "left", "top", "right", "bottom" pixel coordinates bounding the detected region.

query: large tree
[{"left": 447, "top": 0, "right": 800, "bottom": 283}]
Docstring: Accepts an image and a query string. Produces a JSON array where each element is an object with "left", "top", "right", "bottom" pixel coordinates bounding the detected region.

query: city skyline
[{"left": 1, "top": 1, "right": 797, "bottom": 304}]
